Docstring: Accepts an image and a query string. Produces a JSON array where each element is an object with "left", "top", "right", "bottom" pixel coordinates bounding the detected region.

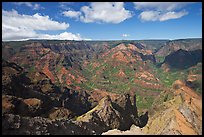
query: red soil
[{"left": 42, "top": 64, "right": 55, "bottom": 83}]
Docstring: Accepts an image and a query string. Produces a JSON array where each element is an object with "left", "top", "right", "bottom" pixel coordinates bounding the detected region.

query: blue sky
[{"left": 2, "top": 2, "right": 202, "bottom": 41}]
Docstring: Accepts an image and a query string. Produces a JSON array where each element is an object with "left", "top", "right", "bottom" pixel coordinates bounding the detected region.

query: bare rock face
[
  {"left": 2, "top": 80, "right": 144, "bottom": 135},
  {"left": 22, "top": 98, "right": 42, "bottom": 114},
  {"left": 2, "top": 59, "right": 93, "bottom": 119},
  {"left": 48, "top": 107, "right": 74, "bottom": 120},
  {"left": 2, "top": 113, "right": 89, "bottom": 135},
  {"left": 143, "top": 80, "right": 202, "bottom": 135},
  {"left": 112, "top": 93, "right": 140, "bottom": 130},
  {"left": 63, "top": 90, "right": 92, "bottom": 116},
  {"left": 102, "top": 124, "right": 146, "bottom": 135},
  {"left": 2, "top": 95, "right": 43, "bottom": 117},
  {"left": 76, "top": 96, "right": 121, "bottom": 133},
  {"left": 75, "top": 93, "right": 141, "bottom": 134},
  {"left": 2, "top": 95, "right": 16, "bottom": 114}
]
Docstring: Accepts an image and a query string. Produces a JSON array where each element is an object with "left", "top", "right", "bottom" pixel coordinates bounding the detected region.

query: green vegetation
[
  {"left": 79, "top": 57, "right": 166, "bottom": 112},
  {"left": 29, "top": 66, "right": 35, "bottom": 72},
  {"left": 187, "top": 63, "right": 202, "bottom": 94},
  {"left": 56, "top": 65, "right": 62, "bottom": 72},
  {"left": 155, "top": 55, "right": 165, "bottom": 64},
  {"left": 136, "top": 94, "right": 154, "bottom": 114},
  {"left": 154, "top": 90, "right": 174, "bottom": 106},
  {"left": 149, "top": 62, "right": 187, "bottom": 87}
]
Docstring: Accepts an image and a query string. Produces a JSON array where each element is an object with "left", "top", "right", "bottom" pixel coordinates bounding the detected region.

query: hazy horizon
[{"left": 2, "top": 37, "right": 202, "bottom": 42}]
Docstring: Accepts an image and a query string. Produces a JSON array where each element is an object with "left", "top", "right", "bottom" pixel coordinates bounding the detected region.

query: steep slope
[
  {"left": 142, "top": 80, "right": 202, "bottom": 135},
  {"left": 2, "top": 92, "right": 148, "bottom": 135},
  {"left": 161, "top": 49, "right": 202, "bottom": 70},
  {"left": 2, "top": 42, "right": 93, "bottom": 90},
  {"left": 102, "top": 79, "right": 202, "bottom": 135},
  {"left": 76, "top": 93, "right": 142, "bottom": 131},
  {"left": 2, "top": 59, "right": 95, "bottom": 118}
]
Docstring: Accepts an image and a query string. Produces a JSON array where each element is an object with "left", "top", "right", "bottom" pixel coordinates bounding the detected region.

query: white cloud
[
  {"left": 139, "top": 11, "right": 160, "bottom": 21},
  {"left": 159, "top": 11, "right": 188, "bottom": 21},
  {"left": 39, "top": 32, "right": 82, "bottom": 40},
  {"left": 134, "top": 2, "right": 190, "bottom": 22},
  {"left": 63, "top": 10, "right": 81, "bottom": 19},
  {"left": 133, "top": 2, "right": 190, "bottom": 11},
  {"left": 139, "top": 10, "right": 188, "bottom": 22},
  {"left": 14, "top": 2, "right": 44, "bottom": 10},
  {"left": 2, "top": 9, "right": 69, "bottom": 31},
  {"left": 63, "top": 2, "right": 133, "bottom": 24},
  {"left": 122, "top": 34, "right": 130, "bottom": 37},
  {"left": 2, "top": 10, "right": 88, "bottom": 41}
]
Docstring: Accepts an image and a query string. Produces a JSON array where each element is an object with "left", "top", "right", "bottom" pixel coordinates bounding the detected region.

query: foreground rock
[
  {"left": 76, "top": 93, "right": 142, "bottom": 132},
  {"left": 48, "top": 107, "right": 74, "bottom": 120},
  {"left": 2, "top": 59, "right": 93, "bottom": 119},
  {"left": 143, "top": 80, "right": 202, "bottom": 135},
  {"left": 2, "top": 92, "right": 145, "bottom": 135},
  {"left": 2, "top": 113, "right": 90, "bottom": 135},
  {"left": 76, "top": 96, "right": 121, "bottom": 132},
  {"left": 102, "top": 125, "right": 146, "bottom": 135}
]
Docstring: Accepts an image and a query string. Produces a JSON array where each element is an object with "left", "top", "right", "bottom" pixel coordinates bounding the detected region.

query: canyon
[{"left": 2, "top": 38, "right": 202, "bottom": 135}]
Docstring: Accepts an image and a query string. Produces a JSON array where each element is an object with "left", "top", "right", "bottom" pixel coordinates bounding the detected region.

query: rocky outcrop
[
  {"left": 2, "top": 113, "right": 90, "bottom": 135},
  {"left": 2, "top": 60, "right": 59, "bottom": 115},
  {"left": 2, "top": 60, "right": 93, "bottom": 120},
  {"left": 102, "top": 124, "right": 145, "bottom": 135},
  {"left": 2, "top": 92, "right": 146, "bottom": 135},
  {"left": 143, "top": 80, "right": 202, "bottom": 135},
  {"left": 61, "top": 90, "right": 93, "bottom": 116},
  {"left": 75, "top": 93, "right": 143, "bottom": 134},
  {"left": 2, "top": 95, "right": 44, "bottom": 117},
  {"left": 48, "top": 107, "right": 74, "bottom": 120},
  {"left": 2, "top": 95, "right": 16, "bottom": 114},
  {"left": 18, "top": 98, "right": 42, "bottom": 116},
  {"left": 111, "top": 93, "right": 140, "bottom": 130},
  {"left": 76, "top": 96, "right": 121, "bottom": 132}
]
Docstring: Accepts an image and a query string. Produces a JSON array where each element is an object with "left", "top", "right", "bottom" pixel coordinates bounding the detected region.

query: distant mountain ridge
[{"left": 155, "top": 38, "right": 202, "bottom": 56}]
